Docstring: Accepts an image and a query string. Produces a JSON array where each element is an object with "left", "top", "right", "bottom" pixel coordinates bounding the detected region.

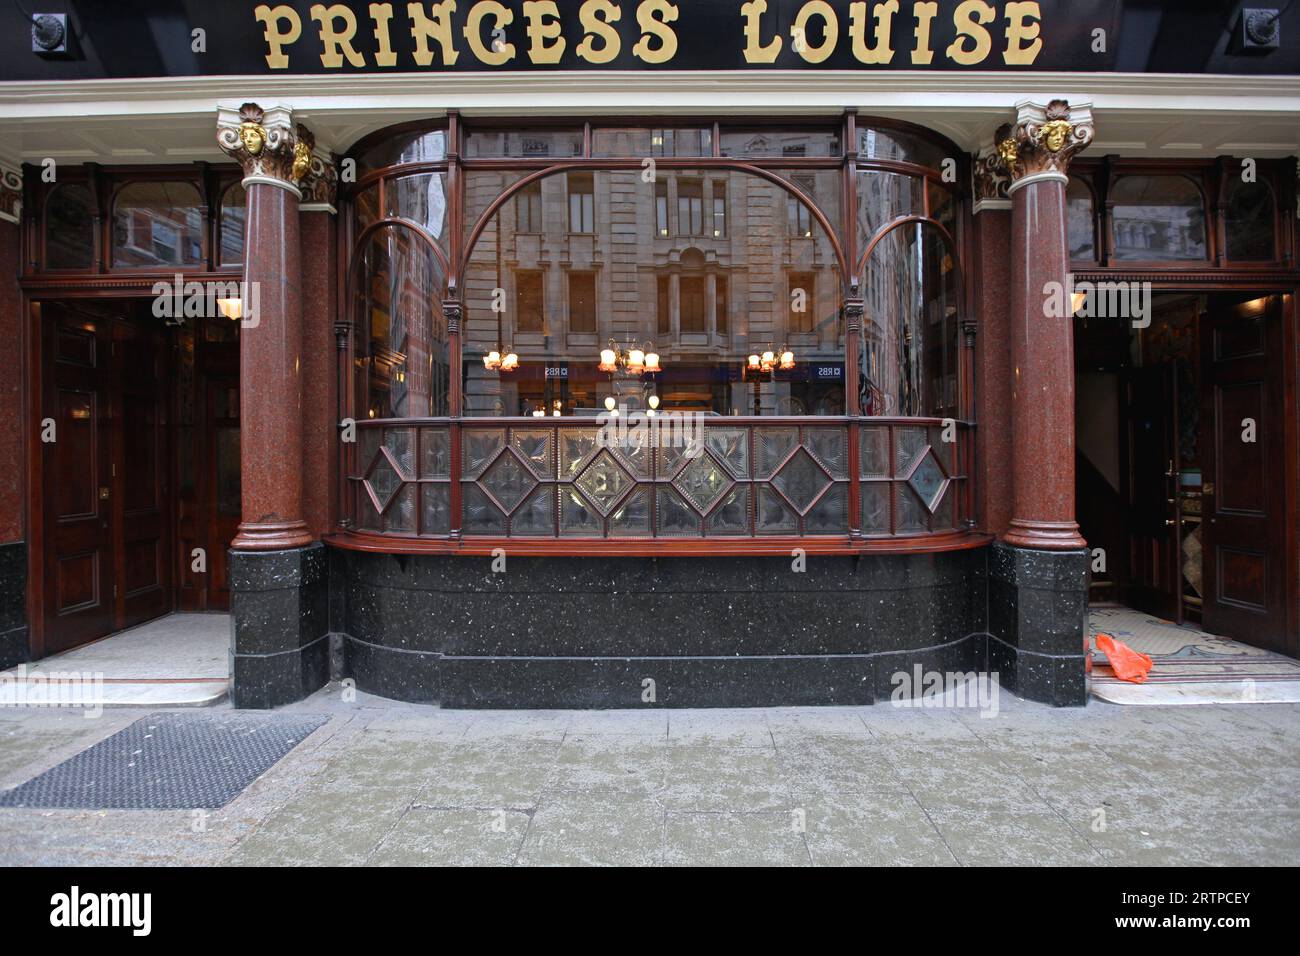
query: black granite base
[
  {"left": 331, "top": 548, "right": 992, "bottom": 709},
  {"left": 0, "top": 541, "right": 28, "bottom": 670},
  {"left": 229, "top": 543, "right": 329, "bottom": 709},
  {"left": 987, "top": 541, "right": 1089, "bottom": 706}
]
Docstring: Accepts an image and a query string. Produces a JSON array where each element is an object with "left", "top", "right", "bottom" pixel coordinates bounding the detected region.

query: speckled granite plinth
[
  {"left": 987, "top": 541, "right": 1089, "bottom": 706},
  {"left": 229, "top": 544, "right": 329, "bottom": 709},
  {"left": 0, "top": 541, "right": 27, "bottom": 669},
  {"left": 330, "top": 548, "right": 990, "bottom": 709}
]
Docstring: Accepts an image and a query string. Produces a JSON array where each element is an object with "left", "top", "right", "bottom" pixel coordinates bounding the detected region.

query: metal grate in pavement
[{"left": 0, "top": 712, "right": 328, "bottom": 810}]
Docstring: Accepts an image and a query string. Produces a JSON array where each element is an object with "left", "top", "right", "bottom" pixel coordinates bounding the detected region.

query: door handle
[{"left": 99, "top": 487, "right": 110, "bottom": 500}]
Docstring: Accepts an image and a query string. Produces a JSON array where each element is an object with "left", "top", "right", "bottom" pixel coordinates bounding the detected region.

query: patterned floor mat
[
  {"left": 0, "top": 712, "right": 328, "bottom": 809},
  {"left": 1088, "top": 605, "right": 1300, "bottom": 705}
]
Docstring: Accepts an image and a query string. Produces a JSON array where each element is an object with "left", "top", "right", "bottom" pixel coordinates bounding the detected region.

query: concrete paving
[{"left": 0, "top": 687, "right": 1297, "bottom": 866}]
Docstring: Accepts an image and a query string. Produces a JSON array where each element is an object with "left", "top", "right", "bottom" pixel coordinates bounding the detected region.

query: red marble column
[
  {"left": 997, "top": 100, "right": 1094, "bottom": 552},
  {"left": 0, "top": 168, "right": 23, "bottom": 544},
  {"left": 219, "top": 104, "right": 312, "bottom": 551}
]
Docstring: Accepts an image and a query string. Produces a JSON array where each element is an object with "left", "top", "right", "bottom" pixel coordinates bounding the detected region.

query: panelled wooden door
[
  {"left": 1199, "top": 294, "right": 1287, "bottom": 652},
  {"left": 41, "top": 302, "right": 171, "bottom": 653},
  {"left": 1123, "top": 364, "right": 1179, "bottom": 621}
]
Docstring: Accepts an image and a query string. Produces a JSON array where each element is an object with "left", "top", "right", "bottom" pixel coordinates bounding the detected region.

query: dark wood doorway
[
  {"left": 35, "top": 299, "right": 242, "bottom": 655},
  {"left": 1200, "top": 293, "right": 1289, "bottom": 653},
  {"left": 39, "top": 301, "right": 170, "bottom": 654}
]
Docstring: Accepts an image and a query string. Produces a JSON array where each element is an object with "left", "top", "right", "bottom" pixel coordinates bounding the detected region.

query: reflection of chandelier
[
  {"left": 746, "top": 346, "right": 795, "bottom": 374},
  {"left": 599, "top": 339, "right": 661, "bottom": 375},
  {"left": 483, "top": 347, "right": 518, "bottom": 372}
]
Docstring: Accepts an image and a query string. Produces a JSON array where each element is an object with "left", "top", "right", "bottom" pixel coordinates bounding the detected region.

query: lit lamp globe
[
  {"left": 780, "top": 350, "right": 795, "bottom": 370},
  {"left": 484, "top": 350, "right": 501, "bottom": 370},
  {"left": 644, "top": 351, "right": 661, "bottom": 373},
  {"left": 747, "top": 354, "right": 761, "bottom": 369},
  {"left": 599, "top": 348, "right": 617, "bottom": 373},
  {"left": 628, "top": 348, "right": 645, "bottom": 373},
  {"left": 217, "top": 298, "right": 242, "bottom": 321},
  {"left": 648, "top": 394, "right": 660, "bottom": 410},
  {"left": 501, "top": 352, "right": 519, "bottom": 371}
]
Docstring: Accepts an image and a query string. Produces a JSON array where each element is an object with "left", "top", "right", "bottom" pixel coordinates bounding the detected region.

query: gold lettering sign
[{"left": 261, "top": 1, "right": 1045, "bottom": 70}]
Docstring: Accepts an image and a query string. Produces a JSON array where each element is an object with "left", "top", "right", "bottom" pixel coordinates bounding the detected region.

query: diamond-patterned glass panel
[
  {"left": 708, "top": 486, "right": 750, "bottom": 535},
  {"left": 463, "top": 429, "right": 505, "bottom": 479},
  {"left": 560, "top": 428, "right": 599, "bottom": 478},
  {"left": 511, "top": 429, "right": 553, "bottom": 479},
  {"left": 656, "top": 486, "right": 700, "bottom": 536},
  {"left": 511, "top": 485, "right": 556, "bottom": 535},
  {"left": 673, "top": 453, "right": 732, "bottom": 513},
  {"left": 756, "top": 485, "right": 798, "bottom": 534},
  {"left": 608, "top": 428, "right": 652, "bottom": 479},
  {"left": 659, "top": 442, "right": 691, "bottom": 480},
  {"left": 480, "top": 451, "right": 536, "bottom": 513},
  {"left": 462, "top": 484, "right": 506, "bottom": 534},
  {"left": 420, "top": 429, "right": 450, "bottom": 478},
  {"left": 907, "top": 449, "right": 947, "bottom": 513},
  {"left": 610, "top": 486, "right": 652, "bottom": 536},
  {"left": 932, "top": 482, "right": 955, "bottom": 530},
  {"left": 755, "top": 427, "right": 798, "bottom": 479},
  {"left": 895, "top": 426, "right": 927, "bottom": 477},
  {"left": 384, "top": 429, "right": 416, "bottom": 480},
  {"left": 707, "top": 429, "right": 750, "bottom": 479},
  {"left": 560, "top": 485, "right": 602, "bottom": 535},
  {"left": 772, "top": 448, "right": 831, "bottom": 514},
  {"left": 860, "top": 426, "right": 890, "bottom": 478},
  {"left": 930, "top": 425, "right": 955, "bottom": 473},
  {"left": 357, "top": 482, "right": 382, "bottom": 531},
  {"left": 386, "top": 485, "right": 417, "bottom": 532},
  {"left": 358, "top": 427, "right": 381, "bottom": 478},
  {"left": 805, "top": 483, "right": 848, "bottom": 534},
  {"left": 860, "top": 481, "right": 890, "bottom": 535},
  {"left": 421, "top": 483, "right": 450, "bottom": 534},
  {"left": 804, "top": 428, "right": 848, "bottom": 479},
  {"left": 575, "top": 451, "right": 632, "bottom": 516},
  {"left": 896, "top": 484, "right": 927, "bottom": 533},
  {"left": 364, "top": 450, "right": 402, "bottom": 513}
]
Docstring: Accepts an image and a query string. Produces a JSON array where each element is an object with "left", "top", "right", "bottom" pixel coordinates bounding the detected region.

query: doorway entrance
[
  {"left": 1074, "top": 291, "right": 1294, "bottom": 657},
  {"left": 33, "top": 298, "right": 240, "bottom": 657}
]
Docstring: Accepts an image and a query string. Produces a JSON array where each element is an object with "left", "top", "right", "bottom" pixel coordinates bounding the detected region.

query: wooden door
[
  {"left": 204, "top": 369, "right": 241, "bottom": 609},
  {"left": 1200, "top": 294, "right": 1287, "bottom": 651},
  {"left": 1123, "top": 364, "right": 1179, "bottom": 620},
  {"left": 41, "top": 305, "right": 115, "bottom": 653},
  {"left": 40, "top": 302, "right": 172, "bottom": 654}
]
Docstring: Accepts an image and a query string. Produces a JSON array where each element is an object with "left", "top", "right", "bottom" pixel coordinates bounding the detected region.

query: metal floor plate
[{"left": 0, "top": 712, "right": 329, "bottom": 810}]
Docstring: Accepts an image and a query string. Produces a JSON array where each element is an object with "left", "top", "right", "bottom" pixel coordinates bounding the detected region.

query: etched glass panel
[
  {"left": 386, "top": 485, "right": 417, "bottom": 533},
  {"left": 772, "top": 448, "right": 830, "bottom": 514},
  {"left": 511, "top": 485, "right": 556, "bottom": 535},
  {"left": 463, "top": 429, "right": 505, "bottom": 480},
  {"left": 384, "top": 428, "right": 415, "bottom": 480},
  {"left": 708, "top": 486, "right": 750, "bottom": 535},
  {"left": 560, "top": 485, "right": 602, "bottom": 535},
  {"left": 896, "top": 484, "right": 927, "bottom": 533},
  {"left": 364, "top": 451, "right": 402, "bottom": 512},
  {"left": 420, "top": 428, "right": 451, "bottom": 478},
  {"left": 575, "top": 451, "right": 632, "bottom": 516},
  {"left": 860, "top": 481, "right": 891, "bottom": 534},
  {"left": 756, "top": 485, "right": 799, "bottom": 534},
  {"left": 895, "top": 426, "right": 927, "bottom": 477},
  {"left": 462, "top": 484, "right": 506, "bottom": 534},
  {"left": 656, "top": 487, "right": 700, "bottom": 536},
  {"left": 932, "top": 482, "right": 955, "bottom": 531},
  {"left": 610, "top": 486, "right": 652, "bottom": 536},
  {"left": 860, "top": 426, "right": 890, "bottom": 478},
  {"left": 804, "top": 428, "right": 847, "bottom": 479},
  {"left": 560, "top": 428, "right": 598, "bottom": 478},
  {"left": 608, "top": 427, "right": 652, "bottom": 479},
  {"left": 805, "top": 483, "right": 847, "bottom": 534},
  {"left": 755, "top": 427, "right": 799, "bottom": 479},
  {"left": 511, "top": 429, "right": 553, "bottom": 479},
  {"left": 421, "top": 483, "right": 451, "bottom": 534},
  {"left": 673, "top": 454, "right": 732, "bottom": 513},
  {"left": 706, "top": 428, "right": 750, "bottom": 479},
  {"left": 480, "top": 451, "right": 536, "bottom": 513},
  {"left": 908, "top": 450, "right": 947, "bottom": 513},
  {"left": 929, "top": 425, "right": 955, "bottom": 473}
]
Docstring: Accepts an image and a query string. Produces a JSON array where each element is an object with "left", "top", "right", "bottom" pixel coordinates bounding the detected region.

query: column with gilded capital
[
  {"left": 0, "top": 162, "right": 26, "bottom": 669},
  {"left": 218, "top": 104, "right": 328, "bottom": 708},
  {"left": 987, "top": 99, "right": 1093, "bottom": 706}
]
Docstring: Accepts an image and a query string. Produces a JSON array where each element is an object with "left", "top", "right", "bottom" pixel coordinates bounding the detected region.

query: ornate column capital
[
  {"left": 0, "top": 159, "right": 21, "bottom": 225},
  {"left": 217, "top": 102, "right": 303, "bottom": 198},
  {"left": 995, "top": 98, "right": 1094, "bottom": 194},
  {"left": 296, "top": 124, "right": 339, "bottom": 214},
  {"left": 972, "top": 148, "right": 1011, "bottom": 213}
]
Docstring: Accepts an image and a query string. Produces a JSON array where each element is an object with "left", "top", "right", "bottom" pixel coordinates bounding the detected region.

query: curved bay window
[{"left": 340, "top": 118, "right": 973, "bottom": 546}]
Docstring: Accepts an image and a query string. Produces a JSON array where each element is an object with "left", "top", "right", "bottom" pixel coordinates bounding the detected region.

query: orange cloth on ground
[{"left": 1095, "top": 633, "right": 1154, "bottom": 683}]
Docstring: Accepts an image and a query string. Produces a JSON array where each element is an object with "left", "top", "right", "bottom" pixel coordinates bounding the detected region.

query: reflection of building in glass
[
  {"left": 463, "top": 167, "right": 844, "bottom": 418},
  {"left": 1113, "top": 205, "right": 1206, "bottom": 259}
]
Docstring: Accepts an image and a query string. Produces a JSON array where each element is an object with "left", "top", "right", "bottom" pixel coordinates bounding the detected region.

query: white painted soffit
[{"left": 0, "top": 70, "right": 1297, "bottom": 166}]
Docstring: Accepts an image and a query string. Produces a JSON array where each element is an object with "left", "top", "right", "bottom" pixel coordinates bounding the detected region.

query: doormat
[
  {"left": 1088, "top": 605, "right": 1300, "bottom": 705},
  {"left": 0, "top": 712, "right": 328, "bottom": 810}
]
